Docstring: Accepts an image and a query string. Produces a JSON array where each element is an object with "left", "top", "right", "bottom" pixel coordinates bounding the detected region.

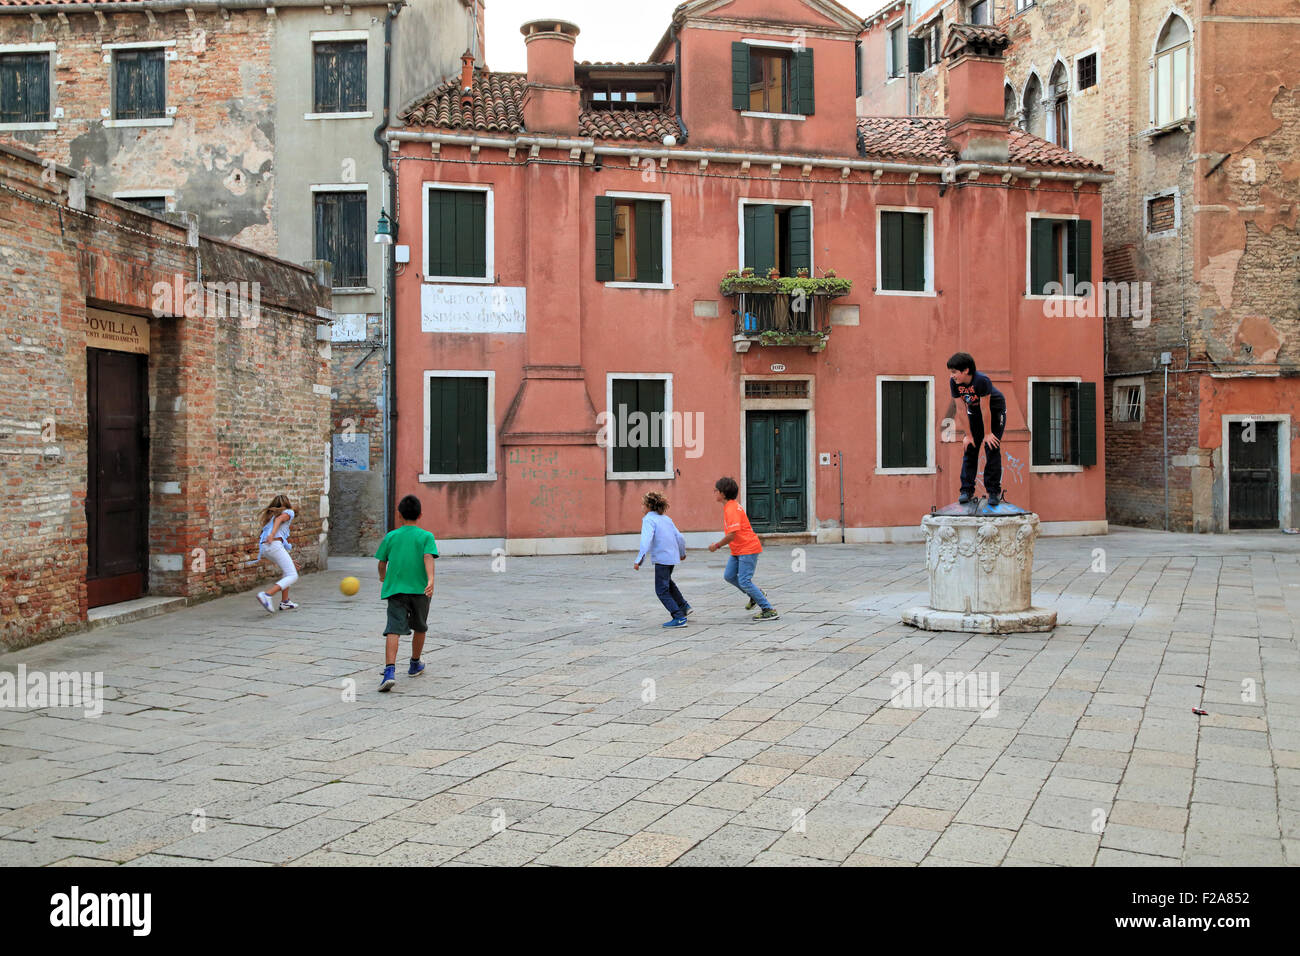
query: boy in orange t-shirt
[{"left": 708, "top": 476, "right": 778, "bottom": 620}]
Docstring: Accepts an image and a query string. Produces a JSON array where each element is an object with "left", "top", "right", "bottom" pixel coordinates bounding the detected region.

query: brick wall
[{"left": 0, "top": 144, "right": 331, "bottom": 649}]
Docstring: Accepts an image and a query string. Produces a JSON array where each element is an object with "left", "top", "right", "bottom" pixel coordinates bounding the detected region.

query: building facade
[
  {"left": 0, "top": 0, "right": 481, "bottom": 554},
  {"left": 860, "top": 0, "right": 1300, "bottom": 532},
  {"left": 382, "top": 0, "right": 1109, "bottom": 555},
  {"left": 0, "top": 143, "right": 333, "bottom": 649}
]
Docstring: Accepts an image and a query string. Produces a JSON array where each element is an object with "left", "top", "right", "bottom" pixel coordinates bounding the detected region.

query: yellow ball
[{"left": 339, "top": 576, "right": 361, "bottom": 596}]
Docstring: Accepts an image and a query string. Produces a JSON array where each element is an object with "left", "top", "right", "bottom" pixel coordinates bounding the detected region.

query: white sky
[{"left": 483, "top": 1, "right": 883, "bottom": 72}]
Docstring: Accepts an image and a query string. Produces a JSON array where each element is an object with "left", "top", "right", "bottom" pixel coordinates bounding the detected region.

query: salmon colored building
[{"left": 385, "top": 0, "right": 1111, "bottom": 555}]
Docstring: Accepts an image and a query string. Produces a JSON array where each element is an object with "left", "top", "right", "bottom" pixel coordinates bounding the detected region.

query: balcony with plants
[{"left": 722, "top": 267, "right": 852, "bottom": 354}]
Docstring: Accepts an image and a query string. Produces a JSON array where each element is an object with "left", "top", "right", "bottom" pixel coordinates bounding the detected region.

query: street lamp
[{"left": 373, "top": 208, "right": 393, "bottom": 244}]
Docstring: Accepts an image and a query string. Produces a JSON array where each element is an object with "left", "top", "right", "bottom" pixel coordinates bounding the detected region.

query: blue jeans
[
  {"left": 724, "top": 553, "right": 771, "bottom": 611},
  {"left": 654, "top": 563, "right": 689, "bottom": 619}
]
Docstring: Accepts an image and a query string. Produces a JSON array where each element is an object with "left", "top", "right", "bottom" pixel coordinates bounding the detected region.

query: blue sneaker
[
  {"left": 408, "top": 658, "right": 426, "bottom": 677},
  {"left": 378, "top": 665, "right": 396, "bottom": 692},
  {"left": 662, "top": 617, "right": 687, "bottom": 628}
]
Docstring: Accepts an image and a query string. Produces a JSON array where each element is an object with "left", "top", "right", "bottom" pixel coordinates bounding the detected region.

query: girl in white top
[{"left": 256, "top": 494, "right": 299, "bottom": 612}]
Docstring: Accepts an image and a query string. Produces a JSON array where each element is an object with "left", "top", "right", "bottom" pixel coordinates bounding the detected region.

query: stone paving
[{"left": 1, "top": 528, "right": 1298, "bottom": 867}]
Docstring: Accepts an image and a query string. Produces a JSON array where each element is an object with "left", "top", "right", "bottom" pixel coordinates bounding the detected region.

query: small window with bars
[
  {"left": 1113, "top": 380, "right": 1144, "bottom": 423},
  {"left": 744, "top": 380, "right": 810, "bottom": 399},
  {"left": 1031, "top": 381, "right": 1098, "bottom": 467},
  {"left": 113, "top": 47, "right": 166, "bottom": 121},
  {"left": 1147, "top": 194, "right": 1177, "bottom": 235},
  {"left": 0, "top": 51, "right": 51, "bottom": 125},
  {"left": 1077, "top": 53, "right": 1098, "bottom": 90}
]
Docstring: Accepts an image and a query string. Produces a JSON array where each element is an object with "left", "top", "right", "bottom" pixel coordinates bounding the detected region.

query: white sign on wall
[
  {"left": 420, "top": 284, "right": 526, "bottom": 334},
  {"left": 331, "top": 313, "right": 368, "bottom": 342}
]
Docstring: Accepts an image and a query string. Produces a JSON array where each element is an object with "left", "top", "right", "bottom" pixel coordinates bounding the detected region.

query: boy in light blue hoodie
[{"left": 632, "top": 491, "right": 691, "bottom": 628}]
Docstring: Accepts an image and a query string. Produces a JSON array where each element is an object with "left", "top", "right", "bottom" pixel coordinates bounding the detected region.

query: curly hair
[{"left": 642, "top": 491, "right": 668, "bottom": 513}]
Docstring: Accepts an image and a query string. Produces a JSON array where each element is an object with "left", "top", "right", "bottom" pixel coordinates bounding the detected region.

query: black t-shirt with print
[{"left": 950, "top": 372, "right": 1006, "bottom": 421}]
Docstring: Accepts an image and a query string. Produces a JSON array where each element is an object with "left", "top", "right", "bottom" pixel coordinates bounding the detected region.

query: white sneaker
[
  {"left": 257, "top": 592, "right": 275, "bottom": 612},
  {"left": 279, "top": 601, "right": 298, "bottom": 610}
]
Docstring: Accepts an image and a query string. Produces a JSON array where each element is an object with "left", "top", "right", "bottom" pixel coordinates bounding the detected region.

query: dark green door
[
  {"left": 1229, "top": 420, "right": 1279, "bottom": 529},
  {"left": 746, "top": 411, "right": 807, "bottom": 533}
]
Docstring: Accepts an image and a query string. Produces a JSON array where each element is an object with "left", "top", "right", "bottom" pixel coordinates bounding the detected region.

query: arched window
[
  {"left": 1049, "top": 62, "right": 1069, "bottom": 148},
  {"left": 1154, "top": 15, "right": 1191, "bottom": 126},
  {"left": 1004, "top": 83, "right": 1018, "bottom": 125},
  {"left": 1022, "top": 74, "right": 1044, "bottom": 138}
]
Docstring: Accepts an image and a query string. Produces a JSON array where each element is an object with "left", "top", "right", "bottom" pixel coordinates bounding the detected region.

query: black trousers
[{"left": 960, "top": 408, "right": 1007, "bottom": 496}]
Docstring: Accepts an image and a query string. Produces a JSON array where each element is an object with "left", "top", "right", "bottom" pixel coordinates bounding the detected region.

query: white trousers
[{"left": 263, "top": 541, "right": 299, "bottom": 590}]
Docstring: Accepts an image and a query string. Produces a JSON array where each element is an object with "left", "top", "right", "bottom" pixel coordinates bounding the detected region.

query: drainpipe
[
  {"left": 674, "top": 25, "right": 688, "bottom": 145},
  {"left": 373, "top": 2, "right": 400, "bottom": 533}
]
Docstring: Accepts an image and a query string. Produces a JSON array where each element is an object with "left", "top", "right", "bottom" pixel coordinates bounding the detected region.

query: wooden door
[
  {"left": 1229, "top": 420, "right": 1279, "bottom": 529},
  {"left": 746, "top": 410, "right": 807, "bottom": 533}
]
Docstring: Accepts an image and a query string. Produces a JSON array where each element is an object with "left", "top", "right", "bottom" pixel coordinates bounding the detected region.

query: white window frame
[
  {"left": 1015, "top": 0, "right": 1036, "bottom": 12},
  {"left": 875, "top": 205, "right": 935, "bottom": 297},
  {"left": 103, "top": 41, "right": 176, "bottom": 128},
  {"left": 1074, "top": 47, "right": 1100, "bottom": 91},
  {"left": 0, "top": 42, "right": 56, "bottom": 131},
  {"left": 601, "top": 190, "right": 673, "bottom": 289},
  {"left": 1112, "top": 376, "right": 1145, "bottom": 424},
  {"left": 1221, "top": 414, "right": 1291, "bottom": 531},
  {"left": 1144, "top": 186, "right": 1180, "bottom": 239},
  {"left": 1027, "top": 376, "right": 1084, "bottom": 473},
  {"left": 420, "top": 370, "right": 497, "bottom": 483},
  {"left": 422, "top": 181, "right": 494, "bottom": 285},
  {"left": 605, "top": 372, "right": 674, "bottom": 480},
  {"left": 1025, "top": 211, "right": 1090, "bottom": 301},
  {"left": 876, "top": 375, "right": 936, "bottom": 475},
  {"left": 1149, "top": 9, "right": 1194, "bottom": 129},
  {"left": 739, "top": 39, "right": 806, "bottom": 121},
  {"left": 306, "top": 31, "right": 372, "bottom": 120},
  {"left": 886, "top": 22, "right": 904, "bottom": 81},
  {"left": 311, "top": 184, "right": 371, "bottom": 293},
  {"left": 736, "top": 198, "right": 814, "bottom": 273}
]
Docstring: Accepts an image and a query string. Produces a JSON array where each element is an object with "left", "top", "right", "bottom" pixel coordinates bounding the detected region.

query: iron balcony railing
[{"left": 730, "top": 290, "right": 834, "bottom": 337}]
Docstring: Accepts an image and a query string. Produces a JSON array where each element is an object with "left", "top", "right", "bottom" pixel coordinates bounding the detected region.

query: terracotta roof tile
[{"left": 856, "top": 116, "right": 1102, "bottom": 172}]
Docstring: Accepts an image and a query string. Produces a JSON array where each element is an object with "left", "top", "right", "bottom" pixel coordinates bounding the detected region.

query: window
[
  {"left": 741, "top": 202, "right": 811, "bottom": 276},
  {"left": 1015, "top": 0, "right": 1035, "bottom": 10},
  {"left": 126, "top": 195, "right": 167, "bottom": 214},
  {"left": 878, "top": 378, "right": 933, "bottom": 472},
  {"left": 1147, "top": 194, "right": 1176, "bottom": 235},
  {"left": 595, "top": 194, "right": 669, "bottom": 286},
  {"left": 929, "top": 25, "right": 942, "bottom": 66},
  {"left": 1022, "top": 73, "right": 1044, "bottom": 138},
  {"left": 313, "top": 40, "right": 367, "bottom": 113},
  {"left": 1004, "top": 83, "right": 1018, "bottom": 124},
  {"left": 608, "top": 375, "right": 670, "bottom": 477},
  {"left": 1030, "top": 380, "right": 1096, "bottom": 468},
  {"left": 745, "top": 380, "right": 810, "bottom": 399},
  {"left": 1154, "top": 15, "right": 1191, "bottom": 127},
  {"left": 113, "top": 47, "right": 166, "bottom": 120},
  {"left": 855, "top": 42, "right": 863, "bottom": 97},
  {"left": 878, "top": 209, "right": 931, "bottom": 294},
  {"left": 731, "top": 43, "right": 814, "bottom": 116},
  {"left": 968, "top": 1, "right": 990, "bottom": 25},
  {"left": 313, "top": 190, "right": 367, "bottom": 288},
  {"left": 424, "top": 184, "right": 491, "bottom": 282},
  {"left": 888, "top": 25, "right": 904, "bottom": 79},
  {"left": 1113, "top": 377, "right": 1145, "bottom": 424},
  {"left": 1028, "top": 216, "right": 1091, "bottom": 296},
  {"left": 1077, "top": 53, "right": 1098, "bottom": 90},
  {"left": 423, "top": 373, "right": 494, "bottom": 480},
  {"left": 0, "top": 51, "right": 50, "bottom": 125},
  {"left": 1049, "top": 62, "right": 1069, "bottom": 149}
]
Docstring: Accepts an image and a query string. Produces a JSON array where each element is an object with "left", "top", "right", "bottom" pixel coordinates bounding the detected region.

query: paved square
[{"left": 1, "top": 528, "right": 1297, "bottom": 866}]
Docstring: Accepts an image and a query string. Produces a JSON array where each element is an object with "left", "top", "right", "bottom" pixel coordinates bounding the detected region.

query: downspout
[
  {"left": 674, "top": 25, "right": 688, "bottom": 145},
  {"left": 373, "top": 2, "right": 399, "bottom": 533}
]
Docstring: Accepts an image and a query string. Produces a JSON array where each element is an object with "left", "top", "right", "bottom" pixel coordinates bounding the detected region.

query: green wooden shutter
[
  {"left": 458, "top": 377, "right": 488, "bottom": 474},
  {"left": 1070, "top": 219, "right": 1092, "bottom": 293},
  {"left": 1077, "top": 381, "right": 1097, "bottom": 466},
  {"left": 743, "top": 204, "right": 776, "bottom": 273},
  {"left": 428, "top": 190, "right": 455, "bottom": 277},
  {"left": 793, "top": 48, "right": 815, "bottom": 115},
  {"left": 1030, "top": 218, "right": 1054, "bottom": 295},
  {"left": 427, "top": 378, "right": 455, "bottom": 474},
  {"left": 880, "top": 211, "right": 903, "bottom": 290},
  {"left": 881, "top": 381, "right": 903, "bottom": 468},
  {"left": 902, "top": 212, "right": 926, "bottom": 291},
  {"left": 788, "top": 205, "right": 811, "bottom": 274},
  {"left": 907, "top": 37, "right": 926, "bottom": 74},
  {"left": 638, "top": 378, "right": 666, "bottom": 473},
  {"left": 611, "top": 379, "right": 638, "bottom": 473},
  {"left": 902, "top": 381, "right": 927, "bottom": 467},
  {"left": 595, "top": 196, "right": 615, "bottom": 282},
  {"left": 313, "top": 44, "right": 334, "bottom": 112},
  {"left": 732, "top": 42, "right": 750, "bottom": 110},
  {"left": 1031, "top": 383, "right": 1051, "bottom": 466},
  {"left": 457, "top": 191, "right": 486, "bottom": 278},
  {"left": 1068, "top": 383, "right": 1082, "bottom": 466},
  {"left": 635, "top": 200, "right": 663, "bottom": 284}
]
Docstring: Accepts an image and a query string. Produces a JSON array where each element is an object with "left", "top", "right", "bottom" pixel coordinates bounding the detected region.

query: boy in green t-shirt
[{"left": 373, "top": 494, "right": 439, "bottom": 692}]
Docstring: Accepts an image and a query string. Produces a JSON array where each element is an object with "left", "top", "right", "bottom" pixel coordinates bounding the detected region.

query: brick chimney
[
  {"left": 519, "top": 19, "right": 580, "bottom": 135},
  {"left": 460, "top": 50, "right": 475, "bottom": 107},
  {"left": 943, "top": 23, "right": 1011, "bottom": 164}
]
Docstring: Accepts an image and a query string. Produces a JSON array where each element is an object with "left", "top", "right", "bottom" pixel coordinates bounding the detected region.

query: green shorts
[{"left": 383, "top": 593, "right": 430, "bottom": 636}]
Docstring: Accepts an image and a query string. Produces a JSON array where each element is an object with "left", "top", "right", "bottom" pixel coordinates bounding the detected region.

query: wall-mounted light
[{"left": 373, "top": 208, "right": 393, "bottom": 245}]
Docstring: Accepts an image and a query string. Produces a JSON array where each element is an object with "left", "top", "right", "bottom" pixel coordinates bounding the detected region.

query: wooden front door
[
  {"left": 1228, "top": 419, "right": 1280, "bottom": 529},
  {"left": 746, "top": 411, "right": 807, "bottom": 533},
  {"left": 86, "top": 348, "right": 149, "bottom": 607}
]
